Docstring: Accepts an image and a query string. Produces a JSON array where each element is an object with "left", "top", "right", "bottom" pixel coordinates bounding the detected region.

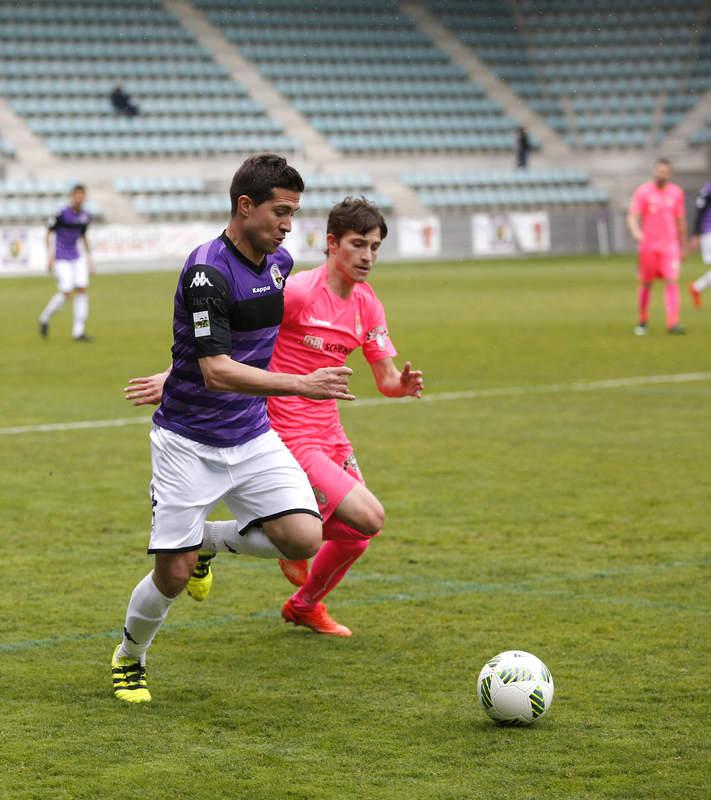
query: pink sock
[
  {"left": 291, "top": 524, "right": 370, "bottom": 612},
  {"left": 638, "top": 285, "right": 651, "bottom": 323},
  {"left": 664, "top": 282, "right": 680, "bottom": 328}
]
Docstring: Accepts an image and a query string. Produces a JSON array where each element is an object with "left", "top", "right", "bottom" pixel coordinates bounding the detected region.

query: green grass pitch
[{"left": 1, "top": 254, "right": 709, "bottom": 799}]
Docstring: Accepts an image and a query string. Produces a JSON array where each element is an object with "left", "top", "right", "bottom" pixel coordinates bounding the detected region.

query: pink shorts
[
  {"left": 638, "top": 250, "right": 680, "bottom": 282},
  {"left": 287, "top": 440, "right": 365, "bottom": 526}
]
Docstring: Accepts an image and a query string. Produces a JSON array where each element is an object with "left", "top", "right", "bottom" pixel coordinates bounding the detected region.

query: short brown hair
[
  {"left": 230, "top": 154, "right": 304, "bottom": 214},
  {"left": 326, "top": 197, "right": 388, "bottom": 242}
]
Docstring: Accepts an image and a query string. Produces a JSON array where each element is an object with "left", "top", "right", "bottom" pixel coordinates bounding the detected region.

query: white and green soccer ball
[{"left": 476, "top": 650, "right": 554, "bottom": 726}]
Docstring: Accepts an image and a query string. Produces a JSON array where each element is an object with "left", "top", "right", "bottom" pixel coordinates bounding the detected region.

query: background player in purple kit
[
  {"left": 111, "top": 155, "right": 354, "bottom": 703},
  {"left": 38, "top": 184, "right": 94, "bottom": 342},
  {"left": 688, "top": 180, "right": 711, "bottom": 308}
]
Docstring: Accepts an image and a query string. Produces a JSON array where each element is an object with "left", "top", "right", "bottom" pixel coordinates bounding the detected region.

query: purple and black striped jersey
[
  {"left": 153, "top": 232, "right": 293, "bottom": 448},
  {"left": 693, "top": 182, "right": 711, "bottom": 236},
  {"left": 48, "top": 205, "right": 91, "bottom": 261}
]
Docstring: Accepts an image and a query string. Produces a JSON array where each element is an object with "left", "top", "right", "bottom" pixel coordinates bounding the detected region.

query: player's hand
[
  {"left": 399, "top": 361, "right": 424, "bottom": 398},
  {"left": 300, "top": 367, "right": 355, "bottom": 401},
  {"left": 632, "top": 231, "right": 644, "bottom": 245},
  {"left": 124, "top": 373, "right": 167, "bottom": 406},
  {"left": 47, "top": 256, "right": 54, "bottom": 273},
  {"left": 87, "top": 256, "right": 96, "bottom": 275},
  {"left": 689, "top": 235, "right": 699, "bottom": 252}
]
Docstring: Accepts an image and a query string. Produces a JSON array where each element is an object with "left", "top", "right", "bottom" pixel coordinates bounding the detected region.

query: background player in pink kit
[
  {"left": 626, "top": 158, "right": 688, "bottom": 336},
  {"left": 126, "top": 198, "right": 423, "bottom": 637}
]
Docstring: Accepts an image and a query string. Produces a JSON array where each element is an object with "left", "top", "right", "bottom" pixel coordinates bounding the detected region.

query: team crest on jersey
[
  {"left": 193, "top": 310, "right": 211, "bottom": 337},
  {"left": 366, "top": 325, "right": 388, "bottom": 351},
  {"left": 270, "top": 263, "right": 284, "bottom": 289}
]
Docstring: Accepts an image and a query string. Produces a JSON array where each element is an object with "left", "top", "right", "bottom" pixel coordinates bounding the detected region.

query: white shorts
[
  {"left": 148, "top": 425, "right": 320, "bottom": 553},
  {"left": 700, "top": 232, "right": 711, "bottom": 265},
  {"left": 55, "top": 258, "right": 88, "bottom": 293}
]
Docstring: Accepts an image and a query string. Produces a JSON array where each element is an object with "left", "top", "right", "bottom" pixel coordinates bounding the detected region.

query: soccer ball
[{"left": 476, "top": 650, "right": 554, "bottom": 726}]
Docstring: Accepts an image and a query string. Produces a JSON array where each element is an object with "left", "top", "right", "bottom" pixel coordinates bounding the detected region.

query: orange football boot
[
  {"left": 278, "top": 559, "right": 309, "bottom": 587},
  {"left": 282, "top": 598, "right": 352, "bottom": 637},
  {"left": 689, "top": 283, "right": 702, "bottom": 309}
]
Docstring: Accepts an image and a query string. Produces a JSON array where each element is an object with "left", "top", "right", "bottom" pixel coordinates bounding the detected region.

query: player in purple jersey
[
  {"left": 38, "top": 184, "right": 94, "bottom": 341},
  {"left": 688, "top": 181, "right": 711, "bottom": 308},
  {"left": 111, "top": 155, "right": 354, "bottom": 704}
]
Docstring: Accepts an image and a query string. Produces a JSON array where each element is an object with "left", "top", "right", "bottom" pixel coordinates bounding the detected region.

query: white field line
[{"left": 2, "top": 371, "right": 711, "bottom": 436}]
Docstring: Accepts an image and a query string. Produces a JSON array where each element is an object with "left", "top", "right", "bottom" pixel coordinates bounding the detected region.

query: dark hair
[
  {"left": 326, "top": 196, "right": 388, "bottom": 242},
  {"left": 72, "top": 184, "right": 86, "bottom": 193},
  {"left": 229, "top": 154, "right": 304, "bottom": 214},
  {"left": 656, "top": 157, "right": 671, "bottom": 167}
]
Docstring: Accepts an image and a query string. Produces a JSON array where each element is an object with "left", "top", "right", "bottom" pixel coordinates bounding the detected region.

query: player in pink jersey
[
  {"left": 268, "top": 198, "right": 423, "bottom": 636},
  {"left": 627, "top": 158, "right": 688, "bottom": 336},
  {"left": 125, "top": 198, "right": 423, "bottom": 636}
]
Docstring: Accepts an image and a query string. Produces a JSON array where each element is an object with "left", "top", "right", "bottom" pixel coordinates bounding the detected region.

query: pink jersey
[
  {"left": 268, "top": 263, "right": 397, "bottom": 445},
  {"left": 630, "top": 181, "right": 685, "bottom": 255}
]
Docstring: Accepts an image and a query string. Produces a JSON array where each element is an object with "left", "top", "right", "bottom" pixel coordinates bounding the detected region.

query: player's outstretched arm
[
  {"left": 626, "top": 210, "right": 644, "bottom": 245},
  {"left": 124, "top": 369, "right": 170, "bottom": 406},
  {"left": 677, "top": 213, "right": 689, "bottom": 259},
  {"left": 370, "top": 358, "right": 424, "bottom": 399},
  {"left": 199, "top": 354, "right": 355, "bottom": 400}
]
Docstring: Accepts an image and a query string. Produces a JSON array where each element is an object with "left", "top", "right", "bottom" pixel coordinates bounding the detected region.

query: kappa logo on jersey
[
  {"left": 303, "top": 334, "right": 324, "bottom": 351},
  {"left": 366, "top": 325, "right": 389, "bottom": 351},
  {"left": 355, "top": 314, "right": 363, "bottom": 337},
  {"left": 270, "top": 263, "right": 284, "bottom": 289},
  {"left": 252, "top": 285, "right": 271, "bottom": 294},
  {"left": 193, "top": 310, "right": 211, "bottom": 338},
  {"left": 190, "top": 271, "right": 213, "bottom": 288}
]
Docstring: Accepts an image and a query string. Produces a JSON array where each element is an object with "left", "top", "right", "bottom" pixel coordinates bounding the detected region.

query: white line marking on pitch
[{"left": 2, "top": 371, "right": 710, "bottom": 436}]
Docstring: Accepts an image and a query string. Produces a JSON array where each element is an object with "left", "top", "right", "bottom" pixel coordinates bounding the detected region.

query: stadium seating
[
  {"left": 0, "top": 178, "right": 104, "bottom": 223},
  {"left": 0, "top": 0, "right": 294, "bottom": 158},
  {"left": 114, "top": 173, "right": 393, "bottom": 219},
  {"left": 0, "top": 138, "right": 15, "bottom": 159},
  {"left": 686, "top": 14, "right": 711, "bottom": 146},
  {"left": 193, "top": 0, "right": 525, "bottom": 155},
  {"left": 425, "top": 0, "right": 708, "bottom": 149},
  {"left": 689, "top": 114, "right": 711, "bottom": 146},
  {"left": 402, "top": 169, "right": 608, "bottom": 209}
]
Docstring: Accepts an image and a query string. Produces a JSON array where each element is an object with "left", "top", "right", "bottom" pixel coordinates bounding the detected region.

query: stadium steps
[
  {"left": 162, "top": 0, "right": 340, "bottom": 163},
  {"left": 660, "top": 1, "right": 711, "bottom": 163},
  {"left": 660, "top": 85, "right": 711, "bottom": 165},
  {"left": 400, "top": 0, "right": 572, "bottom": 162},
  {"left": 0, "top": 95, "right": 59, "bottom": 172},
  {"left": 370, "top": 176, "right": 427, "bottom": 216}
]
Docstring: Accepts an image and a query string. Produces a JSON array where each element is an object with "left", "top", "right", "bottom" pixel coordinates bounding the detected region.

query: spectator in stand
[
  {"left": 516, "top": 126, "right": 531, "bottom": 169},
  {"left": 110, "top": 84, "right": 139, "bottom": 117}
]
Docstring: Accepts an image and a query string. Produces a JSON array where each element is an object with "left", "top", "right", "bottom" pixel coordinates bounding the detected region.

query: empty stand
[
  {"left": 0, "top": 178, "right": 104, "bottom": 223},
  {"left": 0, "top": 138, "right": 15, "bottom": 160},
  {"left": 425, "top": 0, "right": 707, "bottom": 150},
  {"left": 193, "top": 0, "right": 524, "bottom": 155},
  {"left": 402, "top": 169, "right": 608, "bottom": 209},
  {"left": 114, "top": 173, "right": 393, "bottom": 219}
]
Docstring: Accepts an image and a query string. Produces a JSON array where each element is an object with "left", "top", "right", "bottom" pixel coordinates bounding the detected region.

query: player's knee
[
  {"left": 357, "top": 499, "right": 385, "bottom": 537},
  {"left": 153, "top": 551, "right": 197, "bottom": 597},
  {"left": 266, "top": 514, "right": 322, "bottom": 560}
]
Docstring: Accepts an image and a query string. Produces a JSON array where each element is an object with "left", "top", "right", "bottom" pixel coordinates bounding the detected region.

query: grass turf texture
[{"left": 1, "top": 254, "right": 709, "bottom": 800}]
